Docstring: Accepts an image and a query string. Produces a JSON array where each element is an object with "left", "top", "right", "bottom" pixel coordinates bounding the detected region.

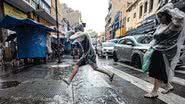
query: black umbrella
[{"left": 6, "top": 33, "right": 17, "bottom": 42}]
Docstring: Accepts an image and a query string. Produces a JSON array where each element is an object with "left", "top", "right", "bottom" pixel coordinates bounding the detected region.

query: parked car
[
  {"left": 113, "top": 35, "right": 153, "bottom": 68},
  {"left": 97, "top": 42, "right": 115, "bottom": 57}
]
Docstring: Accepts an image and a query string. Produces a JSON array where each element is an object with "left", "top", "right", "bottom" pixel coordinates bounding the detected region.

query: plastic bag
[{"left": 142, "top": 48, "right": 154, "bottom": 73}]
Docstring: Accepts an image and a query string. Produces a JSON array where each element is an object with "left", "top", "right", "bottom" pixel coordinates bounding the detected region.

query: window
[
  {"left": 144, "top": 2, "right": 148, "bottom": 13},
  {"left": 40, "top": 0, "right": 51, "bottom": 14},
  {"left": 133, "top": 13, "right": 136, "bottom": 18},
  {"left": 135, "top": 36, "right": 153, "bottom": 44},
  {"left": 118, "top": 39, "right": 126, "bottom": 44},
  {"left": 139, "top": 5, "right": 143, "bottom": 18},
  {"left": 149, "top": 0, "right": 154, "bottom": 12},
  {"left": 124, "top": 39, "right": 134, "bottom": 46}
]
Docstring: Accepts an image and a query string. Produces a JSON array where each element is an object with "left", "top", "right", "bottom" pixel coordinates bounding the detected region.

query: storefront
[
  {"left": 115, "top": 26, "right": 126, "bottom": 38},
  {"left": 0, "top": 15, "right": 57, "bottom": 59}
]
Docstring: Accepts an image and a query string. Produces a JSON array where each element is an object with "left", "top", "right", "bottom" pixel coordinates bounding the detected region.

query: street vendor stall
[{"left": 0, "top": 15, "right": 57, "bottom": 59}]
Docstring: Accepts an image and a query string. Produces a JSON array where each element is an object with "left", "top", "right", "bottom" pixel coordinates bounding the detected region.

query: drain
[{"left": 0, "top": 81, "right": 20, "bottom": 89}]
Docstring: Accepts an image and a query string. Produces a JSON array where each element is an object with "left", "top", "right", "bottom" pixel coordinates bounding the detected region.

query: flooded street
[{"left": 0, "top": 56, "right": 184, "bottom": 104}]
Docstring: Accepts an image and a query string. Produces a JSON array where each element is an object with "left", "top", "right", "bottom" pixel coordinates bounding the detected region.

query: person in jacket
[
  {"left": 63, "top": 31, "right": 114, "bottom": 85},
  {"left": 144, "top": 3, "right": 185, "bottom": 98}
]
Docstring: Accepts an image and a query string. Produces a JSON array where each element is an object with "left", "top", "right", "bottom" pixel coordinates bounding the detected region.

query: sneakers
[
  {"left": 144, "top": 92, "right": 158, "bottom": 98},
  {"left": 63, "top": 78, "right": 71, "bottom": 86},
  {"left": 161, "top": 84, "right": 174, "bottom": 94},
  {"left": 109, "top": 73, "right": 115, "bottom": 82}
]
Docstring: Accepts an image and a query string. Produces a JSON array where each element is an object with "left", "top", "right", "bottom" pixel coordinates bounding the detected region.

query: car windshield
[
  {"left": 102, "top": 42, "right": 114, "bottom": 47},
  {"left": 135, "top": 35, "right": 153, "bottom": 44}
]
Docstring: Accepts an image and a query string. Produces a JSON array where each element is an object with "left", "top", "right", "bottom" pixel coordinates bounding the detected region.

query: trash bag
[{"left": 142, "top": 48, "right": 154, "bottom": 73}]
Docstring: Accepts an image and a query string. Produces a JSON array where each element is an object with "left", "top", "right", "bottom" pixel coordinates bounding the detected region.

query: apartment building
[
  {"left": 60, "top": 3, "right": 82, "bottom": 30},
  {"left": 126, "top": 0, "right": 161, "bottom": 31},
  {"left": 105, "top": 0, "right": 129, "bottom": 40},
  {"left": 0, "top": 0, "right": 61, "bottom": 42}
]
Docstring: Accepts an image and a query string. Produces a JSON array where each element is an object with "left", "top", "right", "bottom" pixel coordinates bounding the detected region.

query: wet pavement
[{"left": 0, "top": 56, "right": 185, "bottom": 104}]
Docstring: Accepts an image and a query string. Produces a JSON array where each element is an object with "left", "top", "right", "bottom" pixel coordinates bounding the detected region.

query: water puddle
[{"left": 0, "top": 81, "right": 20, "bottom": 89}]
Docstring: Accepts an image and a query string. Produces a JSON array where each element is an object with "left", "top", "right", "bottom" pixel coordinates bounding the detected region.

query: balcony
[
  {"left": 5, "top": 0, "right": 37, "bottom": 13},
  {"left": 35, "top": 7, "right": 56, "bottom": 26},
  {"left": 35, "top": 1, "right": 56, "bottom": 26}
]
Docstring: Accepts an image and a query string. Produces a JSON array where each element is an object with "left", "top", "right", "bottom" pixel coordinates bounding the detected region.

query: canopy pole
[{"left": 55, "top": 0, "right": 62, "bottom": 63}]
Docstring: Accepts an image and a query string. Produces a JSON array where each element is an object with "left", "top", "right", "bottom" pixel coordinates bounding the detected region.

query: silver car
[
  {"left": 113, "top": 35, "right": 153, "bottom": 68},
  {"left": 97, "top": 42, "right": 115, "bottom": 57}
]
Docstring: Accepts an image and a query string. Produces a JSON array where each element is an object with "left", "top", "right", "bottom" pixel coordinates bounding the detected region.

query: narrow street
[{"left": 0, "top": 56, "right": 185, "bottom": 104}]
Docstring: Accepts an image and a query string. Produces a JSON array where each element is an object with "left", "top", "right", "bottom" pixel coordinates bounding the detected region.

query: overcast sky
[{"left": 60, "top": 0, "right": 108, "bottom": 33}]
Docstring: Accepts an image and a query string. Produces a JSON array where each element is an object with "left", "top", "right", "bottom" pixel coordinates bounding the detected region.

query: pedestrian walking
[
  {"left": 63, "top": 28, "right": 114, "bottom": 85},
  {"left": 0, "top": 43, "right": 4, "bottom": 66},
  {"left": 10, "top": 40, "right": 17, "bottom": 66},
  {"left": 144, "top": 3, "right": 185, "bottom": 98}
]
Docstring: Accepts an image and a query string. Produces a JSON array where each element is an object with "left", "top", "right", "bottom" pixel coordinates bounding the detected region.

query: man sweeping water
[{"left": 63, "top": 25, "right": 114, "bottom": 85}]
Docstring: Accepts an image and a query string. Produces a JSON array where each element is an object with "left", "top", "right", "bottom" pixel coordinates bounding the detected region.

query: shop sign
[
  {"left": 116, "top": 27, "right": 126, "bottom": 38},
  {"left": 3, "top": 3, "right": 27, "bottom": 19}
]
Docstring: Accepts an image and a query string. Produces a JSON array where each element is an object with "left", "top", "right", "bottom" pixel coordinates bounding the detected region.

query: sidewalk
[
  {"left": 0, "top": 64, "right": 33, "bottom": 78},
  {"left": 0, "top": 55, "right": 74, "bottom": 78}
]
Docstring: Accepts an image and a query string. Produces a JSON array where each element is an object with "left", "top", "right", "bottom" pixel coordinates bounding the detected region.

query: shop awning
[{"left": 0, "top": 15, "right": 58, "bottom": 32}]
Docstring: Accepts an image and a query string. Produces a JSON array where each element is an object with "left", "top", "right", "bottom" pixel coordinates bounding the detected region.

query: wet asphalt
[{"left": 0, "top": 56, "right": 184, "bottom": 104}]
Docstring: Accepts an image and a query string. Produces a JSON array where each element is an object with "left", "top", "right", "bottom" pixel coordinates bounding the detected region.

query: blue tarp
[
  {"left": 0, "top": 15, "right": 58, "bottom": 58},
  {"left": 16, "top": 26, "right": 47, "bottom": 58},
  {"left": 0, "top": 15, "right": 57, "bottom": 32}
]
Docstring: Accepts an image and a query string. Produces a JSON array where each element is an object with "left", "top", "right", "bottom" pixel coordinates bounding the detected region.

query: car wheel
[
  {"left": 131, "top": 55, "right": 142, "bottom": 69},
  {"left": 113, "top": 52, "right": 118, "bottom": 62}
]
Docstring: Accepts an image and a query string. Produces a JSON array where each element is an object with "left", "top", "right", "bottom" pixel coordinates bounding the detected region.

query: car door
[
  {"left": 117, "top": 39, "right": 128, "bottom": 61},
  {"left": 116, "top": 39, "right": 126, "bottom": 60},
  {"left": 122, "top": 38, "right": 135, "bottom": 62}
]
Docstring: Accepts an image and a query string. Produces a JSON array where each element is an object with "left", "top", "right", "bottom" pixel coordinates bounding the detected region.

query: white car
[{"left": 97, "top": 42, "right": 115, "bottom": 57}]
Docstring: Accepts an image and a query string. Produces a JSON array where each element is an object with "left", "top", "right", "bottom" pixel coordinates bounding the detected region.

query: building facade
[
  {"left": 0, "top": 0, "right": 62, "bottom": 43},
  {"left": 126, "top": 0, "right": 185, "bottom": 34},
  {"left": 60, "top": 3, "right": 82, "bottom": 30},
  {"left": 105, "top": 0, "right": 130, "bottom": 40},
  {"left": 126, "top": 0, "right": 160, "bottom": 31}
]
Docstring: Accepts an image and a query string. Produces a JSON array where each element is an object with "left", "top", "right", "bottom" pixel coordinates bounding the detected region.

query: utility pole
[
  {"left": 120, "top": 11, "right": 122, "bottom": 38},
  {"left": 0, "top": 0, "right": 4, "bottom": 43},
  {"left": 55, "top": 0, "right": 62, "bottom": 63}
]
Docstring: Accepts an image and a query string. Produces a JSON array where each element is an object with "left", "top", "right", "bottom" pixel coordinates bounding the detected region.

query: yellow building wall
[
  {"left": 126, "top": 0, "right": 160, "bottom": 31},
  {"left": 3, "top": 3, "right": 27, "bottom": 19}
]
